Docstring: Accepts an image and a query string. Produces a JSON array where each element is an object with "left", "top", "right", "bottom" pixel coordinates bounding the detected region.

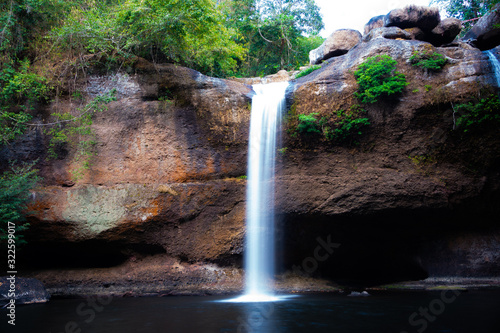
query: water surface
[{"left": 3, "top": 290, "right": 500, "bottom": 333}]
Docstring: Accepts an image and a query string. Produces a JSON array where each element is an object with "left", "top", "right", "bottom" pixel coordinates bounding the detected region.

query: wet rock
[
  {"left": 348, "top": 291, "right": 370, "bottom": 297},
  {"left": 0, "top": 277, "right": 50, "bottom": 305}
]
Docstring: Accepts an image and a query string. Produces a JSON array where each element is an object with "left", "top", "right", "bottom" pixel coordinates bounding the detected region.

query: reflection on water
[{"left": 1, "top": 291, "right": 500, "bottom": 333}]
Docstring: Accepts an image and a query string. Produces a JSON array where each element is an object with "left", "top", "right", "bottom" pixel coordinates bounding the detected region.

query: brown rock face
[
  {"left": 5, "top": 34, "right": 500, "bottom": 294},
  {"left": 384, "top": 5, "right": 441, "bottom": 32},
  {"left": 288, "top": 37, "right": 500, "bottom": 282}
]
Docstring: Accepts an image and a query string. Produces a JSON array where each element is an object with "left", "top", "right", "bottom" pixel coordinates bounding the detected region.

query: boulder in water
[
  {"left": 348, "top": 291, "right": 370, "bottom": 297},
  {"left": 0, "top": 277, "right": 50, "bottom": 305}
]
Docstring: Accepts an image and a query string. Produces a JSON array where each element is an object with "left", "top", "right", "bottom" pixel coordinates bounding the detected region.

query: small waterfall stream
[
  {"left": 225, "top": 81, "right": 288, "bottom": 303},
  {"left": 486, "top": 50, "right": 500, "bottom": 87}
]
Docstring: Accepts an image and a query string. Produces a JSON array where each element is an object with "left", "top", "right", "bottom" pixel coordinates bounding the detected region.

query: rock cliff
[{"left": 3, "top": 21, "right": 500, "bottom": 295}]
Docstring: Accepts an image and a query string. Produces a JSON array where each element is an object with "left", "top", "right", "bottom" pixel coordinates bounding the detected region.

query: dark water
[{"left": 2, "top": 290, "right": 500, "bottom": 333}]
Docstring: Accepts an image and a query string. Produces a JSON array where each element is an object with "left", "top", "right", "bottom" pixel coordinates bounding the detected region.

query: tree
[
  {"left": 0, "top": 161, "right": 40, "bottom": 246},
  {"left": 430, "top": 0, "right": 500, "bottom": 33},
  {"left": 224, "top": 0, "right": 324, "bottom": 76},
  {"left": 49, "top": 0, "right": 246, "bottom": 77}
]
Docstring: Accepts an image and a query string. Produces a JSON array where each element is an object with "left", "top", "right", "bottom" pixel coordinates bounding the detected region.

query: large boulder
[
  {"left": 362, "top": 27, "right": 412, "bottom": 43},
  {"left": 309, "top": 29, "right": 362, "bottom": 64},
  {"left": 463, "top": 3, "right": 500, "bottom": 50},
  {"left": 364, "top": 15, "right": 385, "bottom": 35},
  {"left": 427, "top": 18, "right": 462, "bottom": 46},
  {"left": 385, "top": 5, "right": 441, "bottom": 32},
  {"left": 0, "top": 277, "right": 50, "bottom": 305}
]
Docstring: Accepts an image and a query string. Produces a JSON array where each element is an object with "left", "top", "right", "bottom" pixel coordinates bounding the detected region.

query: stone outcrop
[
  {"left": 463, "top": 3, "right": 500, "bottom": 50},
  {"left": 364, "top": 15, "right": 385, "bottom": 35},
  {"left": 362, "top": 27, "right": 412, "bottom": 43},
  {"left": 309, "top": 29, "right": 362, "bottom": 64},
  {"left": 384, "top": 5, "right": 441, "bottom": 32},
  {"left": 0, "top": 277, "right": 50, "bottom": 305},
  {"left": 2, "top": 14, "right": 500, "bottom": 294},
  {"left": 362, "top": 6, "right": 461, "bottom": 47},
  {"left": 427, "top": 18, "right": 462, "bottom": 46}
]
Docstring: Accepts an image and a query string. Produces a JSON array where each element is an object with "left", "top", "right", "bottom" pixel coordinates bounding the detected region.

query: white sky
[{"left": 315, "top": 0, "right": 437, "bottom": 37}]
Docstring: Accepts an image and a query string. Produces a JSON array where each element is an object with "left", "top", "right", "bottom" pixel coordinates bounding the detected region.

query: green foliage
[
  {"left": 354, "top": 55, "right": 408, "bottom": 104},
  {"left": 455, "top": 94, "right": 500, "bottom": 132},
  {"left": 295, "top": 65, "right": 321, "bottom": 79},
  {"left": 430, "top": 0, "right": 500, "bottom": 35},
  {"left": 46, "top": 89, "right": 117, "bottom": 180},
  {"left": 0, "top": 59, "right": 51, "bottom": 144},
  {"left": 425, "top": 85, "right": 433, "bottom": 92},
  {"left": 410, "top": 50, "right": 448, "bottom": 71},
  {"left": 296, "top": 113, "right": 321, "bottom": 134},
  {"left": 49, "top": 0, "right": 246, "bottom": 77},
  {"left": 290, "top": 105, "right": 370, "bottom": 144},
  {"left": 278, "top": 147, "right": 288, "bottom": 155},
  {"left": 323, "top": 108, "right": 371, "bottom": 142},
  {"left": 224, "top": 0, "right": 324, "bottom": 76},
  {"left": 0, "top": 161, "right": 40, "bottom": 246},
  {"left": 0, "top": 59, "right": 50, "bottom": 108}
]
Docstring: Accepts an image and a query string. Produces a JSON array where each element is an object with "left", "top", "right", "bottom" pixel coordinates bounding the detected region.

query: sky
[{"left": 315, "top": 0, "right": 438, "bottom": 37}]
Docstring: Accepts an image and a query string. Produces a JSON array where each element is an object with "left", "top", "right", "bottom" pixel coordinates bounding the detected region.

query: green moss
[
  {"left": 295, "top": 65, "right": 321, "bottom": 79},
  {"left": 410, "top": 50, "right": 447, "bottom": 71}
]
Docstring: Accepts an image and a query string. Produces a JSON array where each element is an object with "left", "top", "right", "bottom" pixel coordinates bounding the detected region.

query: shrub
[
  {"left": 0, "top": 59, "right": 52, "bottom": 144},
  {"left": 354, "top": 55, "right": 408, "bottom": 104},
  {"left": 409, "top": 50, "right": 447, "bottom": 71},
  {"left": 290, "top": 105, "right": 370, "bottom": 144},
  {"left": 323, "top": 106, "right": 370, "bottom": 143},
  {"left": 295, "top": 65, "right": 321, "bottom": 79},
  {"left": 0, "top": 161, "right": 40, "bottom": 246},
  {"left": 456, "top": 95, "right": 500, "bottom": 132},
  {"left": 296, "top": 113, "right": 321, "bottom": 134}
]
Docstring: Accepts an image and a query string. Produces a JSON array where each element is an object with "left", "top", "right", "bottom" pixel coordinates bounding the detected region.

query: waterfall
[
  {"left": 245, "top": 81, "right": 288, "bottom": 300},
  {"left": 486, "top": 50, "right": 500, "bottom": 87},
  {"left": 224, "top": 81, "right": 288, "bottom": 303}
]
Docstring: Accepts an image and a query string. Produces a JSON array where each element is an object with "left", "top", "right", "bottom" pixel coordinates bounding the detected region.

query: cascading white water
[
  {"left": 245, "top": 81, "right": 288, "bottom": 299},
  {"left": 486, "top": 50, "right": 500, "bottom": 87},
  {"left": 224, "top": 81, "right": 288, "bottom": 303}
]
